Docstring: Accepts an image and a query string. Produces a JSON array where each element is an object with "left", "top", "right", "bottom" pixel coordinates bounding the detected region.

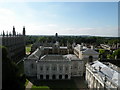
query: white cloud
[{"left": 0, "top": 4, "right": 118, "bottom": 37}]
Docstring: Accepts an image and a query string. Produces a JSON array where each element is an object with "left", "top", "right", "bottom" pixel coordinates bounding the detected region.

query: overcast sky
[{"left": 0, "top": 2, "right": 118, "bottom": 37}]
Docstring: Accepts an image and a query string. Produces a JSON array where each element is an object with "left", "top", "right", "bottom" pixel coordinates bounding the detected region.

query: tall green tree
[
  {"left": 1, "top": 46, "right": 26, "bottom": 90},
  {"left": 113, "top": 48, "right": 120, "bottom": 59}
]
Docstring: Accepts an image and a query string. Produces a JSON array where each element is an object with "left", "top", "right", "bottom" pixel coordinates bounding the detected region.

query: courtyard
[{"left": 27, "top": 76, "right": 89, "bottom": 90}]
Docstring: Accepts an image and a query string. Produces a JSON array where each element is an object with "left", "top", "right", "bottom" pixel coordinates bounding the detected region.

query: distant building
[
  {"left": 73, "top": 44, "right": 99, "bottom": 72},
  {"left": 1, "top": 26, "right": 26, "bottom": 62},
  {"left": 24, "top": 47, "right": 84, "bottom": 80},
  {"left": 31, "top": 33, "right": 72, "bottom": 54},
  {"left": 86, "top": 60, "right": 120, "bottom": 89}
]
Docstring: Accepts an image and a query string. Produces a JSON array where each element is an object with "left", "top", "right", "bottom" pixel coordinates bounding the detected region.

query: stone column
[
  {"left": 68, "top": 64, "right": 71, "bottom": 79},
  {"left": 62, "top": 75, "right": 65, "bottom": 79},
  {"left": 43, "top": 65, "right": 46, "bottom": 79},
  {"left": 49, "top": 64, "right": 52, "bottom": 79},
  {"left": 62, "top": 64, "right": 65, "bottom": 79},
  {"left": 56, "top": 64, "right": 59, "bottom": 79},
  {"left": 94, "top": 79, "right": 97, "bottom": 88}
]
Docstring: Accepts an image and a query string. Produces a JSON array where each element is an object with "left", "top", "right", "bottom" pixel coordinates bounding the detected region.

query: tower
[
  {"left": 23, "top": 26, "right": 25, "bottom": 36},
  {"left": 3, "top": 30, "right": 5, "bottom": 36},
  {"left": 13, "top": 26, "right": 16, "bottom": 36},
  {"left": 55, "top": 33, "right": 58, "bottom": 41}
]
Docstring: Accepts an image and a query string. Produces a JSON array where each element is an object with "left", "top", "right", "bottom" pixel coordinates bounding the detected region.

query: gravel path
[{"left": 25, "top": 81, "right": 33, "bottom": 90}]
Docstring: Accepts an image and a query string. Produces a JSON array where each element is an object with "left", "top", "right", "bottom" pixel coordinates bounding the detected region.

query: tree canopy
[{"left": 2, "top": 46, "right": 26, "bottom": 90}]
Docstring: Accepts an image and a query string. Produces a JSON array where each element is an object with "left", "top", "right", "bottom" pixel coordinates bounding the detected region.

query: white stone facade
[
  {"left": 74, "top": 44, "right": 99, "bottom": 72},
  {"left": 24, "top": 53, "right": 84, "bottom": 80},
  {"left": 85, "top": 61, "right": 120, "bottom": 89}
]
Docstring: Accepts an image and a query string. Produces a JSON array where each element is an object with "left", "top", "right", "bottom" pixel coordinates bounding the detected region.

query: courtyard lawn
[
  {"left": 28, "top": 76, "right": 88, "bottom": 90},
  {"left": 26, "top": 44, "right": 32, "bottom": 54},
  {"left": 31, "top": 85, "right": 51, "bottom": 90}
]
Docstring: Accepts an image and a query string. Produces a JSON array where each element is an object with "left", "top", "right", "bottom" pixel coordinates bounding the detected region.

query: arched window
[
  {"left": 46, "top": 75, "right": 49, "bottom": 79},
  {"left": 52, "top": 75, "right": 56, "bottom": 79},
  {"left": 65, "top": 74, "right": 68, "bottom": 79},
  {"left": 40, "top": 75, "right": 43, "bottom": 79},
  {"left": 59, "top": 75, "right": 62, "bottom": 79}
]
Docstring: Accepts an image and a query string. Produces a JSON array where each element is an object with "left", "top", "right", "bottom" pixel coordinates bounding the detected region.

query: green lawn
[
  {"left": 31, "top": 85, "right": 51, "bottom": 90},
  {"left": 28, "top": 76, "right": 88, "bottom": 90},
  {"left": 26, "top": 47, "right": 31, "bottom": 53},
  {"left": 26, "top": 44, "right": 32, "bottom": 54}
]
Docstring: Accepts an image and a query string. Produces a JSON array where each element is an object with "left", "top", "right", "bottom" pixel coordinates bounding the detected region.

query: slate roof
[{"left": 91, "top": 61, "right": 120, "bottom": 87}]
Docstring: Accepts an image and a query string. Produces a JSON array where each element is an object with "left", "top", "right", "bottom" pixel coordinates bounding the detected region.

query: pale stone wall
[
  {"left": 24, "top": 57, "right": 84, "bottom": 80},
  {"left": 71, "top": 60, "right": 84, "bottom": 76},
  {"left": 86, "top": 63, "right": 119, "bottom": 89},
  {"left": 24, "top": 59, "right": 37, "bottom": 77},
  {"left": 2, "top": 36, "right": 25, "bottom": 61},
  {"left": 37, "top": 61, "right": 71, "bottom": 80}
]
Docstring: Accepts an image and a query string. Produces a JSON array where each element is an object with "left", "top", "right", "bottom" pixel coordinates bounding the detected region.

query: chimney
[{"left": 99, "top": 66, "right": 102, "bottom": 72}]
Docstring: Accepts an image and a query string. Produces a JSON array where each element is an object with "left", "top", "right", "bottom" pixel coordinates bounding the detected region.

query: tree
[
  {"left": 112, "top": 48, "right": 120, "bottom": 59},
  {"left": 1, "top": 46, "right": 26, "bottom": 90},
  {"left": 99, "top": 49, "right": 106, "bottom": 60}
]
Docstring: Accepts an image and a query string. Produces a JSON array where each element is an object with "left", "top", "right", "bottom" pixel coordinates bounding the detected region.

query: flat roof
[
  {"left": 91, "top": 61, "right": 120, "bottom": 87},
  {"left": 40, "top": 55, "right": 69, "bottom": 61}
]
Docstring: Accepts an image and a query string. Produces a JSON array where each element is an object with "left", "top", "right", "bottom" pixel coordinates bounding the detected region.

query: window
[
  {"left": 40, "top": 66, "right": 43, "bottom": 71},
  {"left": 46, "top": 67, "right": 49, "bottom": 71},
  {"left": 65, "top": 67, "right": 68, "bottom": 71},
  {"left": 59, "top": 66, "right": 62, "bottom": 71},
  {"left": 31, "top": 63, "right": 34, "bottom": 69},
  {"left": 52, "top": 66, "right": 56, "bottom": 71}
]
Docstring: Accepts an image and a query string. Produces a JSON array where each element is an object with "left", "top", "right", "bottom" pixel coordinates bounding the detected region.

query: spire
[
  {"left": 3, "top": 30, "right": 5, "bottom": 36},
  {"left": 23, "top": 26, "right": 25, "bottom": 36},
  {"left": 55, "top": 33, "right": 58, "bottom": 41},
  {"left": 13, "top": 26, "right": 16, "bottom": 36},
  {"left": 6, "top": 31, "right": 8, "bottom": 36},
  {"left": 9, "top": 32, "right": 12, "bottom": 36}
]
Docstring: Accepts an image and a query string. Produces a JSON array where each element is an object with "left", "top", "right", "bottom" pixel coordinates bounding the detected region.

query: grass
[
  {"left": 26, "top": 47, "right": 31, "bottom": 53},
  {"left": 31, "top": 85, "right": 51, "bottom": 90},
  {"left": 28, "top": 76, "right": 88, "bottom": 90},
  {"left": 26, "top": 44, "right": 32, "bottom": 54},
  {"left": 25, "top": 79, "right": 29, "bottom": 87}
]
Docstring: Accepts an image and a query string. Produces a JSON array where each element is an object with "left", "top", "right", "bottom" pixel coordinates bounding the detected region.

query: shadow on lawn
[{"left": 27, "top": 76, "right": 88, "bottom": 90}]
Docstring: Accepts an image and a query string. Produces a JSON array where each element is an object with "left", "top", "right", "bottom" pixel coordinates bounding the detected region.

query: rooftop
[
  {"left": 40, "top": 55, "right": 70, "bottom": 61},
  {"left": 63, "top": 54, "right": 80, "bottom": 60},
  {"left": 88, "top": 61, "right": 120, "bottom": 87}
]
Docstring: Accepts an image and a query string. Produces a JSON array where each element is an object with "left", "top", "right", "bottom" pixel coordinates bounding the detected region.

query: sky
[{"left": 0, "top": 2, "right": 118, "bottom": 37}]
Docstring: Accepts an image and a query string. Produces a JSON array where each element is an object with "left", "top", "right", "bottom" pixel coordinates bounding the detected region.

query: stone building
[
  {"left": 24, "top": 46, "right": 84, "bottom": 80},
  {"left": 86, "top": 60, "right": 120, "bottom": 89},
  {"left": 31, "top": 33, "right": 73, "bottom": 54},
  {"left": 1, "top": 26, "right": 26, "bottom": 62},
  {"left": 73, "top": 44, "right": 99, "bottom": 72}
]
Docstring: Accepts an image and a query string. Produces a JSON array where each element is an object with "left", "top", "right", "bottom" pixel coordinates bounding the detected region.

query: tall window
[
  {"left": 46, "top": 66, "right": 49, "bottom": 71},
  {"left": 65, "top": 67, "right": 68, "bottom": 71},
  {"left": 59, "top": 66, "right": 62, "bottom": 71},
  {"left": 52, "top": 66, "right": 56, "bottom": 71},
  {"left": 40, "top": 66, "right": 43, "bottom": 71},
  {"left": 31, "top": 63, "right": 34, "bottom": 69}
]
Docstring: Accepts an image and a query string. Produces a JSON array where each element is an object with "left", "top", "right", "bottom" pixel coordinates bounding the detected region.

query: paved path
[
  {"left": 73, "top": 77, "right": 89, "bottom": 90},
  {"left": 25, "top": 81, "right": 33, "bottom": 90}
]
